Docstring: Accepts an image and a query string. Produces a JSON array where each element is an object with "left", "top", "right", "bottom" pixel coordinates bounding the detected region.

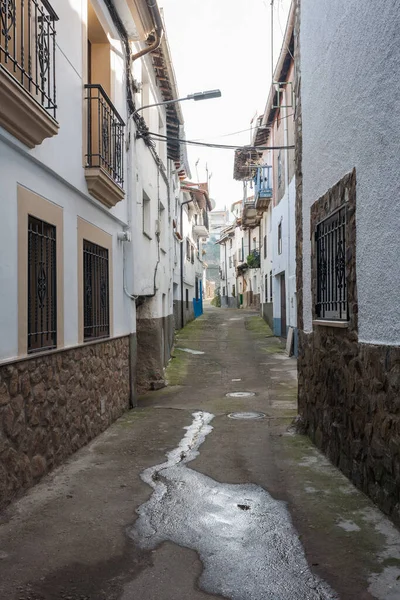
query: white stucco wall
[
  {"left": 0, "top": 140, "right": 133, "bottom": 361},
  {"left": 272, "top": 177, "right": 296, "bottom": 328},
  {"left": 301, "top": 0, "right": 400, "bottom": 344}
]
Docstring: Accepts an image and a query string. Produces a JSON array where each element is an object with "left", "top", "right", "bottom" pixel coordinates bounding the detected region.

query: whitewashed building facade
[{"left": 0, "top": 0, "right": 189, "bottom": 507}]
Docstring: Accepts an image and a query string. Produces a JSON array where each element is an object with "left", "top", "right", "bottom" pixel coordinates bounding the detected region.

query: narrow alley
[{"left": 1, "top": 306, "right": 400, "bottom": 600}]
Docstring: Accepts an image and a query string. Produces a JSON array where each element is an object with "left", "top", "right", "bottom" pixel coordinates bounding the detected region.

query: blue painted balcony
[{"left": 254, "top": 165, "right": 272, "bottom": 211}]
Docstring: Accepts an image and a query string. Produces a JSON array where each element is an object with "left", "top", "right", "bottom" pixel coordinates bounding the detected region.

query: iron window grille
[
  {"left": 315, "top": 206, "right": 348, "bottom": 320},
  {"left": 83, "top": 239, "right": 110, "bottom": 341},
  {"left": 278, "top": 223, "right": 282, "bottom": 254},
  {"left": 263, "top": 234, "right": 267, "bottom": 259},
  {"left": 186, "top": 238, "right": 190, "bottom": 261},
  {"left": 28, "top": 215, "right": 57, "bottom": 353},
  {"left": 85, "top": 84, "right": 125, "bottom": 189},
  {"left": 0, "top": 0, "right": 58, "bottom": 118}
]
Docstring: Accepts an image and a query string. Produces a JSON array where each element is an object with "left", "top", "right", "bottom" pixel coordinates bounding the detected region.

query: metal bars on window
[
  {"left": 84, "top": 84, "right": 125, "bottom": 188},
  {"left": 315, "top": 207, "right": 347, "bottom": 320},
  {"left": 83, "top": 239, "right": 109, "bottom": 341},
  {"left": 0, "top": 0, "right": 58, "bottom": 117},
  {"left": 28, "top": 215, "right": 57, "bottom": 353}
]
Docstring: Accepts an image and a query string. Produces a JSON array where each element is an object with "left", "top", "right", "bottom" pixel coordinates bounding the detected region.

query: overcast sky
[{"left": 160, "top": 0, "right": 291, "bottom": 212}]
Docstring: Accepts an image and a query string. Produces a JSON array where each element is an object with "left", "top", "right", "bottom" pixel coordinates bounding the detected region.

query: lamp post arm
[{"left": 134, "top": 96, "right": 190, "bottom": 115}]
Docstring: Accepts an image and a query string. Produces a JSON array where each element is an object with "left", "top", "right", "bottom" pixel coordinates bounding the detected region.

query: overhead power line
[
  {"left": 147, "top": 131, "right": 294, "bottom": 152},
  {"left": 191, "top": 113, "right": 294, "bottom": 141}
]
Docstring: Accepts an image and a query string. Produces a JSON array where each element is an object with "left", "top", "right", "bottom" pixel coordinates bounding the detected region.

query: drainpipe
[
  {"left": 180, "top": 197, "right": 193, "bottom": 328},
  {"left": 131, "top": 0, "right": 164, "bottom": 63},
  {"left": 283, "top": 101, "right": 290, "bottom": 328},
  {"left": 224, "top": 241, "right": 228, "bottom": 305}
]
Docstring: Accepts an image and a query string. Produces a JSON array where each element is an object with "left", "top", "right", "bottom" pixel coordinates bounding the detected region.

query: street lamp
[{"left": 134, "top": 89, "right": 222, "bottom": 114}]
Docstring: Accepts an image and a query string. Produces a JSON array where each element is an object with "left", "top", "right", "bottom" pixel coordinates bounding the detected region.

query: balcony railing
[
  {"left": 85, "top": 84, "right": 125, "bottom": 189},
  {"left": 247, "top": 248, "right": 260, "bottom": 269},
  {"left": 0, "top": 0, "right": 58, "bottom": 117},
  {"left": 255, "top": 165, "right": 272, "bottom": 210}
]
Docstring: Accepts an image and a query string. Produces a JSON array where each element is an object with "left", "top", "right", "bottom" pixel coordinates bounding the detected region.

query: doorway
[{"left": 280, "top": 274, "right": 287, "bottom": 337}]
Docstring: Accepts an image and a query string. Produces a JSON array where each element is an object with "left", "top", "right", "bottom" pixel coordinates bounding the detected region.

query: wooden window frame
[{"left": 18, "top": 186, "right": 64, "bottom": 357}]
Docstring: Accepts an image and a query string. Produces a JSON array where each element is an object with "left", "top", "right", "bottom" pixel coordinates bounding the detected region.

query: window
[
  {"left": 195, "top": 277, "right": 199, "bottom": 300},
  {"left": 278, "top": 151, "right": 282, "bottom": 188},
  {"left": 232, "top": 284, "right": 236, "bottom": 297},
  {"left": 270, "top": 271, "right": 273, "bottom": 302},
  {"left": 191, "top": 245, "right": 194, "bottom": 264},
  {"left": 229, "top": 238, "right": 232, "bottom": 249},
  {"left": 143, "top": 191, "right": 151, "bottom": 237},
  {"left": 185, "top": 289, "right": 189, "bottom": 308},
  {"left": 253, "top": 237, "right": 257, "bottom": 250},
  {"left": 222, "top": 286, "right": 226, "bottom": 296},
  {"left": 265, "top": 274, "right": 268, "bottom": 302},
  {"left": 263, "top": 234, "right": 267, "bottom": 259},
  {"left": 83, "top": 240, "right": 110, "bottom": 341},
  {"left": 186, "top": 238, "right": 191, "bottom": 261},
  {"left": 28, "top": 216, "right": 57, "bottom": 353},
  {"left": 159, "top": 202, "right": 165, "bottom": 249},
  {"left": 278, "top": 222, "right": 282, "bottom": 255},
  {"left": 229, "top": 256, "right": 232, "bottom": 268},
  {"left": 315, "top": 207, "right": 348, "bottom": 320}
]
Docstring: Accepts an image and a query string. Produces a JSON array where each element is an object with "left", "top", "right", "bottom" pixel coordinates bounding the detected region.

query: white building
[
  {"left": 295, "top": 0, "right": 400, "bottom": 518},
  {"left": 172, "top": 182, "right": 211, "bottom": 327},
  {"left": 230, "top": 4, "right": 297, "bottom": 354},
  {"left": 203, "top": 206, "right": 230, "bottom": 289},
  {"left": 0, "top": 0, "right": 189, "bottom": 507}
]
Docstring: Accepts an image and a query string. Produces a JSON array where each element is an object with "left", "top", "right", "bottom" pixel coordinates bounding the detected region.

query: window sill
[
  {"left": 0, "top": 66, "right": 59, "bottom": 148},
  {"left": 313, "top": 319, "right": 350, "bottom": 329}
]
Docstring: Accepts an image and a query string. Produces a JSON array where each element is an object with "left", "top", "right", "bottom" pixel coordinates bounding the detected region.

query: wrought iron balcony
[
  {"left": 247, "top": 249, "right": 260, "bottom": 269},
  {"left": 254, "top": 165, "right": 272, "bottom": 211},
  {"left": 84, "top": 84, "right": 125, "bottom": 208},
  {"left": 0, "top": 0, "right": 59, "bottom": 146},
  {"left": 0, "top": 0, "right": 58, "bottom": 115}
]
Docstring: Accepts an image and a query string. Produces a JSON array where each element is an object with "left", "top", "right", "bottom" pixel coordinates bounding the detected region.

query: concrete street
[{"left": 1, "top": 306, "right": 400, "bottom": 599}]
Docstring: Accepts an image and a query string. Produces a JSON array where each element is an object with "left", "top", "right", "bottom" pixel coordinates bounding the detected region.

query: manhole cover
[
  {"left": 225, "top": 391, "right": 255, "bottom": 398},
  {"left": 228, "top": 412, "right": 265, "bottom": 420}
]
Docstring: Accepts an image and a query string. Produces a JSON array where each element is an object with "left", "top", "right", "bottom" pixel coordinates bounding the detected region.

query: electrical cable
[
  {"left": 191, "top": 112, "right": 294, "bottom": 142},
  {"left": 146, "top": 131, "right": 294, "bottom": 151}
]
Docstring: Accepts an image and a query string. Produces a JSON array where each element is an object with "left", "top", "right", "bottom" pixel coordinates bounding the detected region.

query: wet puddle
[
  {"left": 129, "top": 412, "right": 337, "bottom": 599},
  {"left": 175, "top": 347, "right": 205, "bottom": 355}
]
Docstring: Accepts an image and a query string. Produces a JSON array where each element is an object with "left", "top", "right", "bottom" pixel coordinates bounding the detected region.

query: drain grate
[
  {"left": 228, "top": 412, "right": 265, "bottom": 420},
  {"left": 225, "top": 391, "right": 255, "bottom": 398}
]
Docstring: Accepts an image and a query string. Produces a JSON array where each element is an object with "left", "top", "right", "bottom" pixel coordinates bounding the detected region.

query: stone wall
[
  {"left": 136, "top": 315, "right": 174, "bottom": 393},
  {"left": 262, "top": 302, "right": 273, "bottom": 329},
  {"left": 298, "top": 330, "right": 400, "bottom": 523},
  {"left": 0, "top": 336, "right": 130, "bottom": 510},
  {"left": 173, "top": 300, "right": 194, "bottom": 330}
]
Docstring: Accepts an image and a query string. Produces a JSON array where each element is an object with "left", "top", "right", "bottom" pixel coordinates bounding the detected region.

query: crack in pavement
[{"left": 128, "top": 411, "right": 338, "bottom": 600}]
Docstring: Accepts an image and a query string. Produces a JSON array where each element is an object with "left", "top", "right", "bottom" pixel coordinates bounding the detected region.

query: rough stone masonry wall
[
  {"left": 136, "top": 315, "right": 174, "bottom": 393},
  {"left": 298, "top": 332, "right": 400, "bottom": 522},
  {"left": 0, "top": 336, "right": 130, "bottom": 510}
]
